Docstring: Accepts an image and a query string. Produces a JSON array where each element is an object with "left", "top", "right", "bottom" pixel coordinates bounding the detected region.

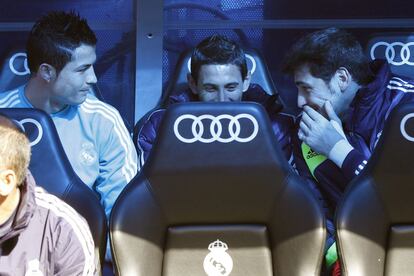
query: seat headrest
[
  {"left": 0, "top": 108, "right": 80, "bottom": 197},
  {"left": 0, "top": 49, "right": 30, "bottom": 92},
  {"left": 145, "top": 102, "right": 288, "bottom": 174},
  {"left": 367, "top": 102, "right": 414, "bottom": 221},
  {"left": 366, "top": 33, "right": 414, "bottom": 78},
  {"left": 141, "top": 102, "right": 292, "bottom": 223},
  {"left": 164, "top": 49, "right": 277, "bottom": 103}
]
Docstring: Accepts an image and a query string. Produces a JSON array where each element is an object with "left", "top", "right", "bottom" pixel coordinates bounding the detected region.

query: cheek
[
  {"left": 55, "top": 75, "right": 80, "bottom": 90},
  {"left": 198, "top": 92, "right": 216, "bottom": 102},
  {"left": 312, "top": 88, "right": 332, "bottom": 102},
  {"left": 232, "top": 95, "right": 242, "bottom": 101},
  {"left": 307, "top": 95, "right": 327, "bottom": 110},
  {"left": 52, "top": 78, "right": 68, "bottom": 92},
  {"left": 57, "top": 81, "right": 76, "bottom": 93},
  {"left": 228, "top": 91, "right": 243, "bottom": 101},
  {"left": 329, "top": 88, "right": 342, "bottom": 103},
  {"left": 72, "top": 76, "right": 85, "bottom": 87}
]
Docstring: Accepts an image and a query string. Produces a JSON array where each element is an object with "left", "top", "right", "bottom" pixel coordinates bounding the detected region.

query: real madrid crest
[
  {"left": 203, "top": 239, "right": 233, "bottom": 276},
  {"left": 79, "top": 142, "right": 97, "bottom": 166},
  {"left": 25, "top": 259, "right": 43, "bottom": 276}
]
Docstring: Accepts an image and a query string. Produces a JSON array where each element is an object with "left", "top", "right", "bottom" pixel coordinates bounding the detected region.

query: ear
[
  {"left": 0, "top": 170, "right": 17, "bottom": 197},
  {"left": 187, "top": 73, "right": 198, "bottom": 95},
  {"left": 38, "top": 63, "right": 57, "bottom": 83},
  {"left": 335, "top": 67, "right": 352, "bottom": 92},
  {"left": 242, "top": 70, "right": 251, "bottom": 92}
]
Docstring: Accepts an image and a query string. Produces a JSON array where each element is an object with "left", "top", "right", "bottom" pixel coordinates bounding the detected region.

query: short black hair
[
  {"left": 191, "top": 35, "right": 248, "bottom": 82},
  {"left": 282, "top": 27, "right": 373, "bottom": 85},
  {"left": 26, "top": 10, "right": 97, "bottom": 73}
]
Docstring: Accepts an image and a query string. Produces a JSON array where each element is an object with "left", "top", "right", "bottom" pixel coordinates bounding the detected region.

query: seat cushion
[{"left": 163, "top": 225, "right": 272, "bottom": 276}]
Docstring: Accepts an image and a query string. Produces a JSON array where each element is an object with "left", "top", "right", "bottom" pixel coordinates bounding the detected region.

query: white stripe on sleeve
[
  {"left": 35, "top": 187, "right": 96, "bottom": 276},
  {"left": 81, "top": 99, "right": 138, "bottom": 181}
]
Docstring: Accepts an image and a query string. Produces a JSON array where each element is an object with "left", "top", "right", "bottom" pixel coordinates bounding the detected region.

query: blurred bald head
[
  {"left": 0, "top": 116, "right": 23, "bottom": 131},
  {"left": 0, "top": 115, "right": 31, "bottom": 186}
]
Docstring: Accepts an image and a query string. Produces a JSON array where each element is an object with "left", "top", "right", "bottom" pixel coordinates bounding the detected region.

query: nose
[
  {"left": 217, "top": 89, "right": 229, "bottom": 102},
  {"left": 297, "top": 91, "right": 307, "bottom": 108},
  {"left": 86, "top": 66, "right": 97, "bottom": 85}
]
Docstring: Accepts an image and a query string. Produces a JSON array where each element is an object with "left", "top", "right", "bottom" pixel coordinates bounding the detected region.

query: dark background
[{"left": 0, "top": 0, "right": 412, "bottom": 126}]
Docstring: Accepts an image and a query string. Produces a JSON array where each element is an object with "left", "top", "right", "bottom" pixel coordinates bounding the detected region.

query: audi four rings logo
[
  {"left": 187, "top": 54, "right": 257, "bottom": 75},
  {"left": 173, "top": 113, "right": 259, "bottom": 143},
  {"left": 9, "top": 52, "right": 30, "bottom": 76},
  {"left": 370, "top": 41, "right": 414, "bottom": 66},
  {"left": 19, "top": 118, "right": 43, "bottom": 147},
  {"left": 400, "top": 113, "right": 414, "bottom": 142}
]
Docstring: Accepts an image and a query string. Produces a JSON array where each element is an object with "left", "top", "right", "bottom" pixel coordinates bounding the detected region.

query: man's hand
[{"left": 298, "top": 102, "right": 345, "bottom": 156}]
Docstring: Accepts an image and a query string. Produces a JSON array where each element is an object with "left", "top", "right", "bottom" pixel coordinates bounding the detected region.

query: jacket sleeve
[
  {"left": 270, "top": 112, "right": 295, "bottom": 161},
  {"left": 340, "top": 149, "right": 368, "bottom": 181},
  {"left": 94, "top": 107, "right": 138, "bottom": 219},
  {"left": 136, "top": 109, "right": 166, "bottom": 165},
  {"left": 327, "top": 137, "right": 369, "bottom": 182},
  {"left": 94, "top": 108, "right": 138, "bottom": 261},
  {"left": 52, "top": 199, "right": 98, "bottom": 275},
  {"left": 340, "top": 76, "right": 414, "bottom": 180}
]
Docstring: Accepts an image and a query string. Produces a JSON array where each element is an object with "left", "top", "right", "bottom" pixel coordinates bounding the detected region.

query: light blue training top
[{"left": 0, "top": 85, "right": 139, "bottom": 222}]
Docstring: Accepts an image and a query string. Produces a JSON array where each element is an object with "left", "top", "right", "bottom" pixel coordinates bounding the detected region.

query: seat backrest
[
  {"left": 366, "top": 33, "right": 414, "bottom": 78},
  {"left": 112, "top": 102, "right": 325, "bottom": 276},
  {"left": 336, "top": 102, "right": 414, "bottom": 276},
  {"left": 133, "top": 48, "right": 283, "bottom": 155},
  {"left": 0, "top": 48, "right": 30, "bottom": 92},
  {"left": 163, "top": 48, "right": 278, "bottom": 106},
  {"left": 0, "top": 108, "right": 107, "bottom": 266}
]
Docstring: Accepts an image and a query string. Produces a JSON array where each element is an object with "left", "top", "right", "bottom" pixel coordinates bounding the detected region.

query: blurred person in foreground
[{"left": 0, "top": 115, "right": 97, "bottom": 275}]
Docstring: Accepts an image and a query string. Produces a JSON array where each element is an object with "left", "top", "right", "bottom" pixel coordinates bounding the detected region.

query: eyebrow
[
  {"left": 295, "top": 81, "right": 309, "bottom": 86},
  {"left": 75, "top": 64, "right": 93, "bottom": 71},
  {"left": 74, "top": 54, "right": 97, "bottom": 70},
  {"left": 202, "top": 83, "right": 217, "bottom": 87},
  {"left": 225, "top": 82, "right": 239, "bottom": 86}
]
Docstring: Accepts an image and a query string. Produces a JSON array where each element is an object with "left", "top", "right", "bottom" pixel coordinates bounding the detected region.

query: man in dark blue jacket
[
  {"left": 282, "top": 27, "right": 414, "bottom": 273},
  {"left": 137, "top": 35, "right": 293, "bottom": 166}
]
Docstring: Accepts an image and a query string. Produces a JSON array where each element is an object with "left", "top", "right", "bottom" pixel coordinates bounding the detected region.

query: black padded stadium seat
[
  {"left": 336, "top": 102, "right": 414, "bottom": 275},
  {"left": 112, "top": 102, "right": 325, "bottom": 276},
  {"left": 0, "top": 48, "right": 30, "bottom": 92},
  {"left": 133, "top": 48, "right": 283, "bottom": 154},
  {"left": 366, "top": 33, "right": 414, "bottom": 78},
  {"left": 0, "top": 108, "right": 107, "bottom": 267}
]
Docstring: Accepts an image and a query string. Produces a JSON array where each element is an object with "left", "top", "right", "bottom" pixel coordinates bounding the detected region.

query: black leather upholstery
[
  {"left": 0, "top": 108, "right": 107, "bottom": 267},
  {"left": 0, "top": 48, "right": 30, "bottom": 92},
  {"left": 366, "top": 33, "right": 414, "bottom": 78},
  {"left": 133, "top": 48, "right": 283, "bottom": 154},
  {"left": 336, "top": 102, "right": 414, "bottom": 275},
  {"left": 112, "top": 102, "right": 325, "bottom": 275}
]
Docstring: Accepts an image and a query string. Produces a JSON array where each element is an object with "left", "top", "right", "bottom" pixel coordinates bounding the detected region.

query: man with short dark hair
[
  {"left": 0, "top": 11, "right": 138, "bottom": 261},
  {"left": 0, "top": 115, "right": 97, "bottom": 275},
  {"left": 282, "top": 27, "right": 414, "bottom": 273},
  {"left": 137, "top": 35, "right": 293, "bottom": 163}
]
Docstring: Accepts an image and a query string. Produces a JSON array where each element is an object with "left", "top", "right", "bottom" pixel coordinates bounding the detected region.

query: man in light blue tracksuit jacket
[{"left": 0, "top": 11, "right": 138, "bottom": 262}]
